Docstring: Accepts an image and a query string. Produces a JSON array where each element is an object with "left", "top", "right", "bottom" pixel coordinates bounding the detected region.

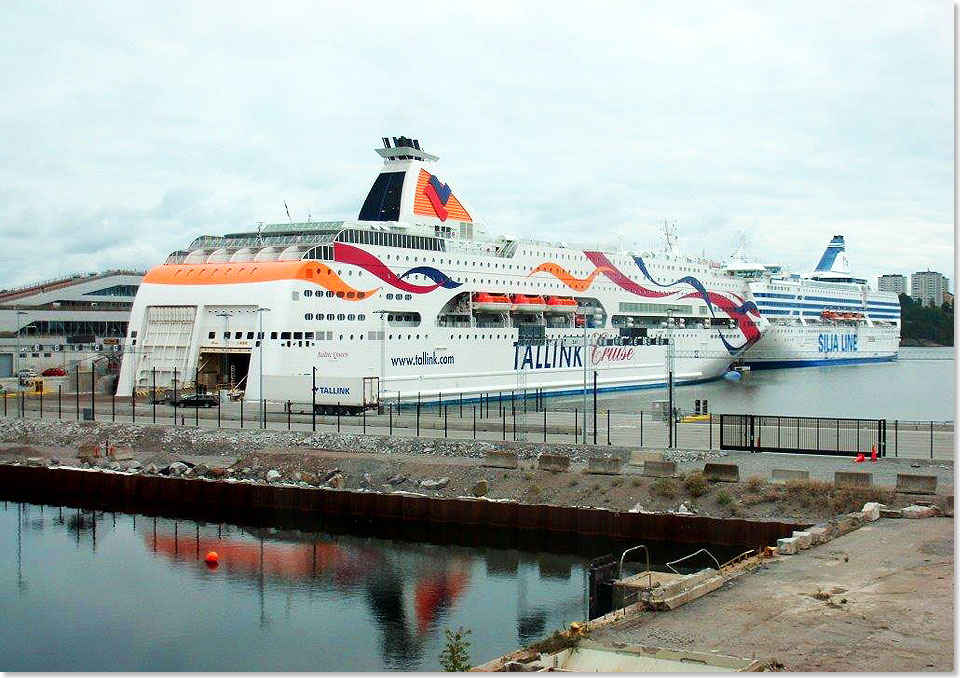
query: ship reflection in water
[{"left": 1, "top": 502, "right": 589, "bottom": 672}]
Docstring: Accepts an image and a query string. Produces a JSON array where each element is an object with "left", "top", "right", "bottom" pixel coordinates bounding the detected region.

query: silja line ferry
[{"left": 116, "top": 136, "right": 768, "bottom": 410}]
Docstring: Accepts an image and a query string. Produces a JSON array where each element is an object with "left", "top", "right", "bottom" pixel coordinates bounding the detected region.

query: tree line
[{"left": 899, "top": 294, "right": 954, "bottom": 346}]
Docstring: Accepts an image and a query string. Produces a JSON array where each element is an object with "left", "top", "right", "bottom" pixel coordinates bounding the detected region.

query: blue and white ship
[{"left": 731, "top": 235, "right": 900, "bottom": 368}]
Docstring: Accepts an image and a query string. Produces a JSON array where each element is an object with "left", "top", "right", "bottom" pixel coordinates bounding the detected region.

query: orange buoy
[{"left": 204, "top": 551, "right": 219, "bottom": 567}]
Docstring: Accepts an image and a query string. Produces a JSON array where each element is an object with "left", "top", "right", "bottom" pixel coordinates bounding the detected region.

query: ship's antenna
[
  {"left": 284, "top": 201, "right": 293, "bottom": 224},
  {"left": 256, "top": 222, "right": 264, "bottom": 245},
  {"left": 307, "top": 206, "right": 312, "bottom": 223}
]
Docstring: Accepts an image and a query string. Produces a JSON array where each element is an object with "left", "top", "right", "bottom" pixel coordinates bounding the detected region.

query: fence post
[
  {"left": 502, "top": 409, "right": 506, "bottom": 441},
  {"left": 217, "top": 398, "right": 221, "bottom": 428},
  {"left": 459, "top": 392, "right": 463, "bottom": 418},
  {"left": 311, "top": 366, "right": 316, "bottom": 433},
  {"left": 894, "top": 419, "right": 898, "bottom": 457},
  {"left": 131, "top": 385, "right": 135, "bottom": 423},
  {"left": 416, "top": 398, "right": 420, "bottom": 436},
  {"left": 574, "top": 408, "right": 578, "bottom": 441},
  {"left": 930, "top": 420, "right": 934, "bottom": 459},
  {"left": 240, "top": 399, "right": 243, "bottom": 428},
  {"left": 544, "top": 408, "right": 547, "bottom": 443},
  {"left": 287, "top": 400, "right": 291, "bottom": 431},
  {"left": 708, "top": 413, "right": 712, "bottom": 449},
  {"left": 512, "top": 404, "right": 516, "bottom": 441},
  {"left": 607, "top": 409, "right": 611, "bottom": 445},
  {"left": 111, "top": 391, "right": 114, "bottom": 422},
  {"left": 593, "top": 371, "right": 597, "bottom": 445},
  {"left": 639, "top": 410, "right": 643, "bottom": 446},
  {"left": 39, "top": 389, "right": 43, "bottom": 419},
  {"left": 173, "top": 367, "right": 178, "bottom": 426},
  {"left": 75, "top": 365, "right": 80, "bottom": 420},
  {"left": 473, "top": 405, "right": 476, "bottom": 439},
  {"left": 337, "top": 403, "right": 341, "bottom": 433},
  {"left": 91, "top": 368, "right": 96, "bottom": 421},
  {"left": 389, "top": 404, "right": 393, "bottom": 435},
  {"left": 152, "top": 367, "right": 156, "bottom": 424},
  {"left": 444, "top": 405, "right": 447, "bottom": 437}
]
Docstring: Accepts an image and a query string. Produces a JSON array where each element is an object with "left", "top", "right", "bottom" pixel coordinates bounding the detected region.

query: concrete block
[
  {"left": 895, "top": 474, "right": 938, "bottom": 495},
  {"left": 834, "top": 513, "right": 864, "bottom": 536},
  {"left": 537, "top": 454, "right": 570, "bottom": 472},
  {"left": 483, "top": 451, "right": 519, "bottom": 469},
  {"left": 703, "top": 463, "right": 739, "bottom": 483},
  {"left": 587, "top": 457, "right": 622, "bottom": 475},
  {"left": 771, "top": 468, "right": 810, "bottom": 484},
  {"left": 879, "top": 508, "right": 902, "bottom": 519},
  {"left": 629, "top": 450, "right": 664, "bottom": 466},
  {"left": 834, "top": 471, "right": 872, "bottom": 488},
  {"left": 807, "top": 525, "right": 831, "bottom": 545},
  {"left": 776, "top": 537, "right": 798, "bottom": 555},
  {"left": 78, "top": 444, "right": 99, "bottom": 462},
  {"left": 901, "top": 505, "right": 937, "bottom": 519},
  {"left": 861, "top": 502, "right": 882, "bottom": 522},
  {"left": 792, "top": 531, "right": 813, "bottom": 550},
  {"left": 642, "top": 460, "right": 677, "bottom": 478}
]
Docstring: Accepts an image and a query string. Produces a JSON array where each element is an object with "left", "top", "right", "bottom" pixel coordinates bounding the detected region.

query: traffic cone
[
  {"left": 870, "top": 445, "right": 877, "bottom": 463},
  {"left": 854, "top": 453, "right": 865, "bottom": 464}
]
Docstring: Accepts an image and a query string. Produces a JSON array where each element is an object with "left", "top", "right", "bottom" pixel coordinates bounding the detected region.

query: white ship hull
[{"left": 742, "top": 324, "right": 899, "bottom": 368}]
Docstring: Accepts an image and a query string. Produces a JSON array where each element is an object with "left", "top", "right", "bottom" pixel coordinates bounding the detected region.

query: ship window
[
  {"left": 305, "top": 332, "right": 314, "bottom": 339},
  {"left": 208, "top": 331, "right": 215, "bottom": 339},
  {"left": 405, "top": 294, "right": 412, "bottom": 300},
  {"left": 338, "top": 314, "right": 346, "bottom": 320},
  {"left": 348, "top": 314, "right": 356, "bottom": 321},
  {"left": 346, "top": 291, "right": 355, "bottom": 299},
  {"left": 327, "top": 314, "right": 334, "bottom": 320},
  {"left": 294, "top": 332, "right": 303, "bottom": 339},
  {"left": 386, "top": 293, "right": 394, "bottom": 300},
  {"left": 336, "top": 291, "right": 344, "bottom": 298},
  {"left": 291, "top": 291, "right": 299, "bottom": 300},
  {"left": 305, "top": 313, "right": 313, "bottom": 320},
  {"left": 234, "top": 331, "right": 242, "bottom": 339},
  {"left": 271, "top": 332, "right": 278, "bottom": 339},
  {"left": 223, "top": 332, "right": 230, "bottom": 339},
  {"left": 247, "top": 332, "right": 254, "bottom": 339},
  {"left": 359, "top": 314, "right": 366, "bottom": 321},
  {"left": 280, "top": 332, "right": 291, "bottom": 339},
  {"left": 304, "top": 289, "right": 313, "bottom": 297},
  {"left": 326, "top": 291, "right": 334, "bottom": 298},
  {"left": 358, "top": 171, "right": 404, "bottom": 221}
]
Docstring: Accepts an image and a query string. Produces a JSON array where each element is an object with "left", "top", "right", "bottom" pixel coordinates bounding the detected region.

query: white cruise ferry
[
  {"left": 115, "top": 137, "right": 768, "bottom": 406},
  {"left": 733, "top": 235, "right": 900, "bottom": 368}
]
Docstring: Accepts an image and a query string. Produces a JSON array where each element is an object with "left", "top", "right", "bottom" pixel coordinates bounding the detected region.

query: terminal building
[{"left": 0, "top": 270, "right": 144, "bottom": 378}]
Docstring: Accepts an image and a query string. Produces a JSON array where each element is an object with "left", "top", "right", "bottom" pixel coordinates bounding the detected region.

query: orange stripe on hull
[
  {"left": 142, "top": 261, "right": 378, "bottom": 300},
  {"left": 527, "top": 262, "right": 612, "bottom": 292}
]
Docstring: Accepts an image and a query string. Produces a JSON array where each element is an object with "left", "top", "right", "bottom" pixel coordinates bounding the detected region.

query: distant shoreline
[{"left": 900, "top": 338, "right": 953, "bottom": 348}]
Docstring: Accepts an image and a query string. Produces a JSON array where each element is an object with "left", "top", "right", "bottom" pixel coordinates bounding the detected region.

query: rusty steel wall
[{"left": 0, "top": 465, "right": 804, "bottom": 548}]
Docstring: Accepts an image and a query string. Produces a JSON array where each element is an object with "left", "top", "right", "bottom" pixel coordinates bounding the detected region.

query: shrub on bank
[
  {"left": 684, "top": 471, "right": 709, "bottom": 497},
  {"left": 651, "top": 477, "right": 677, "bottom": 499}
]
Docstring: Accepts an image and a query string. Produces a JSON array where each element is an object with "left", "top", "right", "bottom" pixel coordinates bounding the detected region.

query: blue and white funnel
[{"left": 811, "top": 235, "right": 853, "bottom": 282}]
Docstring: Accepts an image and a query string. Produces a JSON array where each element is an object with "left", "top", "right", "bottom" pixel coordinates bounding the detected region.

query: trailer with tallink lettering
[{"left": 277, "top": 376, "right": 380, "bottom": 415}]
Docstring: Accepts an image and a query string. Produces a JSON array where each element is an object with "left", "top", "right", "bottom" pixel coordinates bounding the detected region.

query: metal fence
[
  {"left": 0, "top": 384, "right": 952, "bottom": 460},
  {"left": 719, "top": 414, "right": 887, "bottom": 457}
]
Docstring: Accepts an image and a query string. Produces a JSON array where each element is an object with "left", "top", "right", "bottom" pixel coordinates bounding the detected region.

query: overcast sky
[{"left": 0, "top": 0, "right": 953, "bottom": 291}]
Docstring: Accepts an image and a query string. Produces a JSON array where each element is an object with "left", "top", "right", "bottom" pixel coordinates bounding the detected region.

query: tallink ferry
[
  {"left": 730, "top": 236, "right": 900, "bottom": 368},
  {"left": 116, "top": 136, "right": 770, "bottom": 407}
]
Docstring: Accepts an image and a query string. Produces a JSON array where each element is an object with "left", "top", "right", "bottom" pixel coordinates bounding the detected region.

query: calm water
[
  {"left": 0, "top": 502, "right": 598, "bottom": 671},
  {"left": 556, "top": 347, "right": 955, "bottom": 421}
]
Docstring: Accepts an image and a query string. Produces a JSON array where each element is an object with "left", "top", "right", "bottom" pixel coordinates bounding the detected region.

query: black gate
[{"left": 719, "top": 414, "right": 886, "bottom": 457}]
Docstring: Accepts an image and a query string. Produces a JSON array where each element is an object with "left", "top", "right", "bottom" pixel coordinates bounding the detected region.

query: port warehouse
[{"left": 0, "top": 270, "right": 143, "bottom": 379}]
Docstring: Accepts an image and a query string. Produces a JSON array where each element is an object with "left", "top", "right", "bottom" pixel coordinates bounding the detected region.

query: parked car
[
  {"left": 41, "top": 367, "right": 66, "bottom": 377},
  {"left": 171, "top": 393, "right": 219, "bottom": 408},
  {"left": 17, "top": 368, "right": 38, "bottom": 378}
]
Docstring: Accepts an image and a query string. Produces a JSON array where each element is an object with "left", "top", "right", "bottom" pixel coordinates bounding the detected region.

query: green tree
[
  {"left": 439, "top": 626, "right": 472, "bottom": 672},
  {"left": 899, "top": 294, "right": 954, "bottom": 346}
]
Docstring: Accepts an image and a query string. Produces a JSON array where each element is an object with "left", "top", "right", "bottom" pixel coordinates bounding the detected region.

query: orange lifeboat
[
  {"left": 472, "top": 292, "right": 512, "bottom": 311},
  {"left": 512, "top": 294, "right": 547, "bottom": 311},
  {"left": 821, "top": 310, "right": 840, "bottom": 321},
  {"left": 546, "top": 296, "right": 577, "bottom": 313}
]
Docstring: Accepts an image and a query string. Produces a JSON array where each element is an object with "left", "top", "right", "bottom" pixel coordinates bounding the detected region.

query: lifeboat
[
  {"left": 472, "top": 292, "right": 512, "bottom": 311},
  {"left": 545, "top": 296, "right": 578, "bottom": 313},
  {"left": 821, "top": 310, "right": 840, "bottom": 321},
  {"left": 511, "top": 294, "right": 548, "bottom": 312}
]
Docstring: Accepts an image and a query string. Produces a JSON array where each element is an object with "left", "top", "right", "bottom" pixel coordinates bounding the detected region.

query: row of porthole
[{"left": 304, "top": 313, "right": 366, "bottom": 322}]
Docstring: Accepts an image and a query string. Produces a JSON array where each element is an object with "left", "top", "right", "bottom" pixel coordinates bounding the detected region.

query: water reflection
[{"left": 2, "top": 502, "right": 592, "bottom": 671}]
